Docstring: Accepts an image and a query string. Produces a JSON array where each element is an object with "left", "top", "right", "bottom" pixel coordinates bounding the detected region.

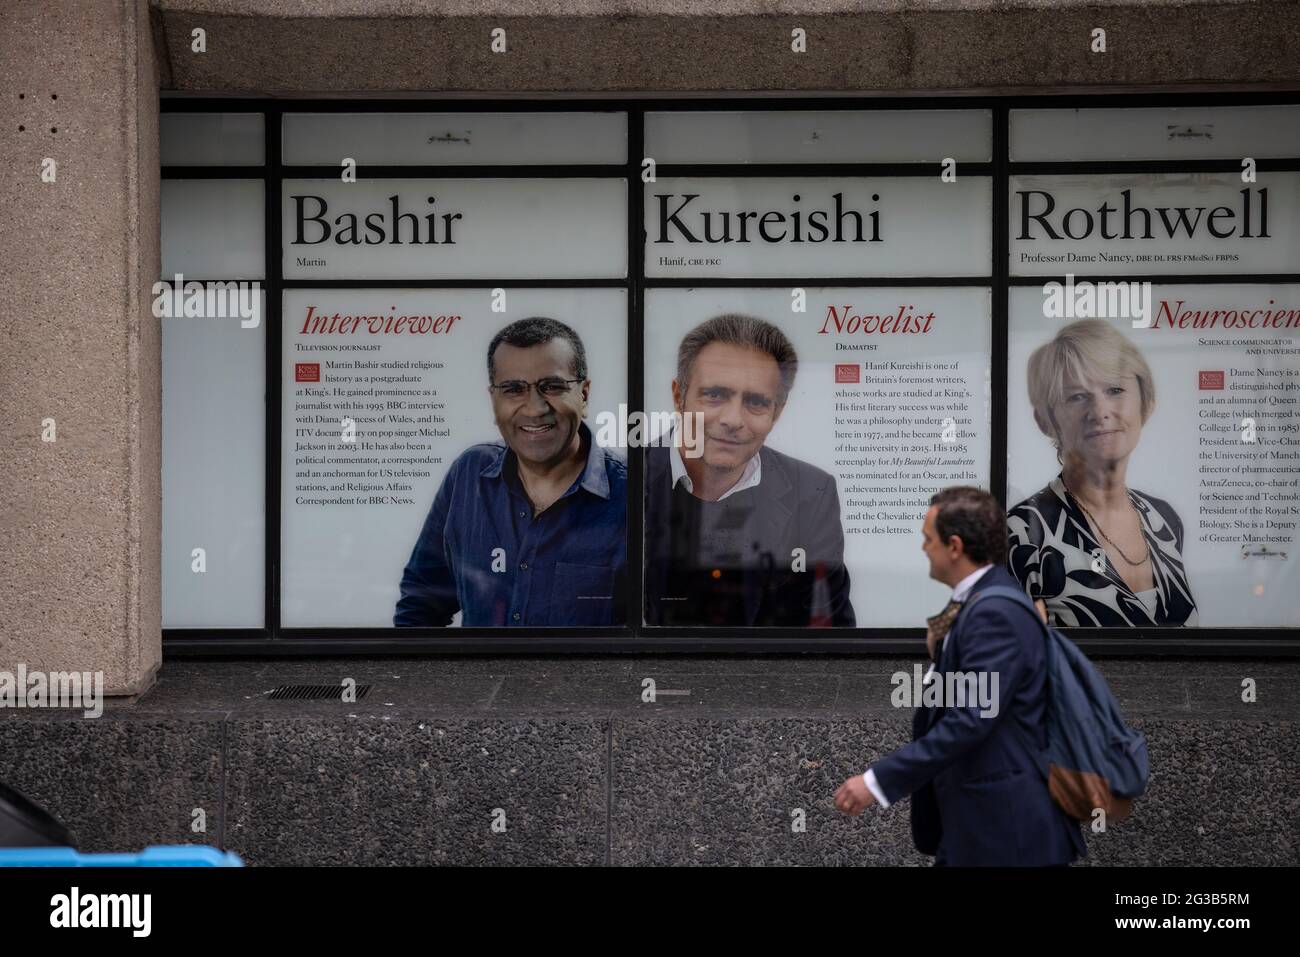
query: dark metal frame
[{"left": 160, "top": 91, "right": 1300, "bottom": 657}]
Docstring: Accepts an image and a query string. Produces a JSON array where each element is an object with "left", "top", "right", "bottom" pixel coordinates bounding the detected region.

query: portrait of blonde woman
[{"left": 1007, "top": 319, "right": 1198, "bottom": 627}]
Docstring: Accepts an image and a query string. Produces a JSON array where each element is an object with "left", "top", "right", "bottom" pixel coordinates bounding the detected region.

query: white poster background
[
  {"left": 281, "top": 288, "right": 628, "bottom": 628},
  {"left": 645, "top": 110, "right": 992, "bottom": 164},
  {"left": 162, "top": 297, "right": 266, "bottom": 628},
  {"left": 1010, "top": 105, "right": 1300, "bottom": 162},
  {"left": 161, "top": 179, "right": 265, "bottom": 279},
  {"left": 282, "top": 112, "right": 627, "bottom": 166},
  {"left": 1007, "top": 284, "right": 1300, "bottom": 628},
  {"left": 644, "top": 287, "right": 992, "bottom": 627}
]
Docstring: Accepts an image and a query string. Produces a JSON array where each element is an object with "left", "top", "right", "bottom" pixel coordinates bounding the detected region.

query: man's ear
[
  {"left": 947, "top": 534, "right": 966, "bottom": 560},
  {"left": 772, "top": 400, "right": 786, "bottom": 425},
  {"left": 670, "top": 378, "right": 684, "bottom": 413},
  {"left": 580, "top": 378, "right": 591, "bottom": 405}
]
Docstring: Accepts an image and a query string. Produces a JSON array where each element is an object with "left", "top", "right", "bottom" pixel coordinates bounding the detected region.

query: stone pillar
[{"left": 0, "top": 0, "right": 162, "bottom": 696}]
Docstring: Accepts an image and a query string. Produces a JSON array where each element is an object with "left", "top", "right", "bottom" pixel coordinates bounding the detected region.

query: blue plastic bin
[{"left": 0, "top": 846, "right": 244, "bottom": 867}]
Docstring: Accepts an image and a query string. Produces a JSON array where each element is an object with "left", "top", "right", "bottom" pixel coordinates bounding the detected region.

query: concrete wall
[
  {"left": 1, "top": 0, "right": 162, "bottom": 696},
  {"left": 2, "top": 657, "right": 1296, "bottom": 865},
  {"left": 151, "top": 0, "right": 1300, "bottom": 93}
]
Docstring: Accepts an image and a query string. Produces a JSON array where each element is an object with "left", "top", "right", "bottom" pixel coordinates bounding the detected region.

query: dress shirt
[
  {"left": 395, "top": 421, "right": 627, "bottom": 627},
  {"left": 863, "top": 563, "right": 994, "bottom": 808},
  {"left": 669, "top": 436, "right": 762, "bottom": 501}
]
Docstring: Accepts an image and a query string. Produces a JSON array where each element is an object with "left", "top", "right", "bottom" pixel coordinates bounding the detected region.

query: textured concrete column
[{"left": 0, "top": 0, "right": 162, "bottom": 696}]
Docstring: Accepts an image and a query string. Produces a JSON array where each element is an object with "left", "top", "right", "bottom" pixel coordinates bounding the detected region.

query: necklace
[{"left": 1062, "top": 479, "right": 1150, "bottom": 568}]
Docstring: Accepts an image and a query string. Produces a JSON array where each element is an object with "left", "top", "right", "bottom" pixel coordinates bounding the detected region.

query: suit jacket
[
  {"left": 643, "top": 443, "right": 855, "bottom": 627},
  {"left": 872, "top": 565, "right": 1087, "bottom": 866}
]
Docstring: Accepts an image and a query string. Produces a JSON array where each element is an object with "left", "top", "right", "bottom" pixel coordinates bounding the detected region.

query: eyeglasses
[{"left": 489, "top": 377, "right": 584, "bottom": 399}]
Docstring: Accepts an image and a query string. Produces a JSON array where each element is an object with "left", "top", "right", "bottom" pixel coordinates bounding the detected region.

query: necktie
[{"left": 925, "top": 599, "right": 963, "bottom": 662}]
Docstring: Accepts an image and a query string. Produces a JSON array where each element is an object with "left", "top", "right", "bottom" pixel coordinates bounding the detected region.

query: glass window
[
  {"left": 157, "top": 99, "right": 1299, "bottom": 648},
  {"left": 161, "top": 179, "right": 265, "bottom": 279},
  {"left": 1006, "top": 104, "right": 1300, "bottom": 633},
  {"left": 161, "top": 112, "right": 264, "bottom": 166}
]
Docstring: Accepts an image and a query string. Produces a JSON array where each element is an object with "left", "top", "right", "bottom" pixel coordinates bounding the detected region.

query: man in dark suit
[
  {"left": 834, "top": 486, "right": 1085, "bottom": 866},
  {"left": 643, "top": 314, "right": 854, "bottom": 627}
]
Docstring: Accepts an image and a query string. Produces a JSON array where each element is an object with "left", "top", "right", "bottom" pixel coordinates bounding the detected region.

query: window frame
[{"left": 160, "top": 92, "right": 1300, "bottom": 656}]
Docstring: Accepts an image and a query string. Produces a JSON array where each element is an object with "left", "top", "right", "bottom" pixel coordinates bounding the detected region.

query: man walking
[{"left": 834, "top": 486, "right": 1085, "bottom": 866}]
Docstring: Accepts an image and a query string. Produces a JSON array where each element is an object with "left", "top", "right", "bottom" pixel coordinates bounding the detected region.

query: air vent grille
[{"left": 266, "top": 684, "right": 372, "bottom": 701}]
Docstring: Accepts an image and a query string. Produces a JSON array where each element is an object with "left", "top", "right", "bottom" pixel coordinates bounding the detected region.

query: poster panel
[
  {"left": 281, "top": 288, "right": 629, "bottom": 628},
  {"left": 645, "top": 177, "right": 991, "bottom": 279},
  {"left": 1010, "top": 172, "right": 1300, "bottom": 277},
  {"left": 1007, "top": 283, "right": 1300, "bottom": 628},
  {"left": 643, "top": 287, "right": 992, "bottom": 628},
  {"left": 282, "top": 178, "right": 627, "bottom": 280}
]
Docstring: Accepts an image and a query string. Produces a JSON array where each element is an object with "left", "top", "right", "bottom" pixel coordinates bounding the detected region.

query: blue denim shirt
[{"left": 395, "top": 422, "right": 627, "bottom": 627}]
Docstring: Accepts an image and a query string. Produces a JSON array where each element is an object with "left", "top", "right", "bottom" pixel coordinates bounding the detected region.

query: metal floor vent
[{"left": 266, "top": 684, "right": 372, "bottom": 701}]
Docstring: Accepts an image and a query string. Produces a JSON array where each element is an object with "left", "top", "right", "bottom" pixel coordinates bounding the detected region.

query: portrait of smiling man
[
  {"left": 643, "top": 313, "right": 855, "bottom": 627},
  {"left": 395, "top": 316, "right": 627, "bottom": 627}
]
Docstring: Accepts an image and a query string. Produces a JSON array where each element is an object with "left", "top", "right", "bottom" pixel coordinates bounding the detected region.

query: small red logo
[
  {"left": 835, "top": 364, "right": 860, "bottom": 383},
  {"left": 1199, "top": 370, "right": 1225, "bottom": 390},
  {"left": 296, "top": 363, "right": 321, "bottom": 383}
]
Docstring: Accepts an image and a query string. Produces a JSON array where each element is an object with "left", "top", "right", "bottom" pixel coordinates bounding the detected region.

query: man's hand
[{"left": 834, "top": 775, "right": 877, "bottom": 816}]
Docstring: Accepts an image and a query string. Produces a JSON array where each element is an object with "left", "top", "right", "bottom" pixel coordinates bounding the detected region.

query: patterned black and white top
[{"left": 1007, "top": 474, "right": 1199, "bottom": 627}]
